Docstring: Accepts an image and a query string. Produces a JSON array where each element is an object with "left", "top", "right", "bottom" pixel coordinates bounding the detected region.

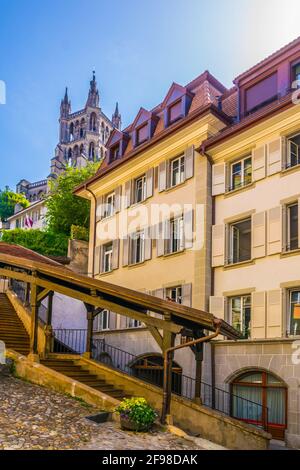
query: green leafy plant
[
  {"left": 0, "top": 187, "right": 29, "bottom": 222},
  {"left": 0, "top": 229, "right": 69, "bottom": 257},
  {"left": 70, "top": 224, "right": 89, "bottom": 242},
  {"left": 115, "top": 397, "right": 157, "bottom": 431}
]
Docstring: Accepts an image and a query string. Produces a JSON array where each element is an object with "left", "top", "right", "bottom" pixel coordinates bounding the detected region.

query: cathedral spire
[
  {"left": 112, "top": 101, "right": 122, "bottom": 129},
  {"left": 86, "top": 71, "right": 99, "bottom": 108},
  {"left": 60, "top": 87, "right": 71, "bottom": 117}
]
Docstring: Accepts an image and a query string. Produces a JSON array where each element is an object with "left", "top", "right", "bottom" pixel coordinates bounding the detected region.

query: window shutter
[
  {"left": 156, "top": 222, "right": 165, "bottom": 257},
  {"left": 298, "top": 198, "right": 300, "bottom": 249},
  {"left": 96, "top": 196, "right": 103, "bottom": 221},
  {"left": 209, "top": 296, "right": 225, "bottom": 319},
  {"left": 182, "top": 283, "right": 192, "bottom": 306},
  {"left": 108, "top": 311, "right": 117, "bottom": 330},
  {"left": 252, "top": 145, "right": 266, "bottom": 181},
  {"left": 267, "top": 206, "right": 282, "bottom": 255},
  {"left": 184, "top": 146, "right": 194, "bottom": 180},
  {"left": 212, "top": 163, "right": 226, "bottom": 196},
  {"left": 119, "top": 314, "right": 127, "bottom": 329},
  {"left": 124, "top": 180, "right": 132, "bottom": 208},
  {"left": 99, "top": 245, "right": 104, "bottom": 274},
  {"left": 122, "top": 236, "right": 129, "bottom": 266},
  {"left": 251, "top": 291, "right": 266, "bottom": 339},
  {"left": 146, "top": 168, "right": 154, "bottom": 199},
  {"left": 184, "top": 210, "right": 193, "bottom": 249},
  {"left": 212, "top": 224, "right": 225, "bottom": 267},
  {"left": 154, "top": 288, "right": 165, "bottom": 299},
  {"left": 266, "top": 289, "right": 282, "bottom": 338},
  {"left": 164, "top": 220, "right": 170, "bottom": 255},
  {"left": 251, "top": 211, "right": 266, "bottom": 259},
  {"left": 115, "top": 186, "right": 122, "bottom": 213},
  {"left": 158, "top": 161, "right": 167, "bottom": 192},
  {"left": 94, "top": 245, "right": 101, "bottom": 275},
  {"left": 112, "top": 239, "right": 119, "bottom": 270},
  {"left": 144, "top": 227, "right": 152, "bottom": 261},
  {"left": 267, "top": 137, "right": 286, "bottom": 176}
]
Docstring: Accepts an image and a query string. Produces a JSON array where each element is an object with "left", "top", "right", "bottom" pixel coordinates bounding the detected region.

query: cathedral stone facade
[{"left": 16, "top": 72, "right": 121, "bottom": 200}]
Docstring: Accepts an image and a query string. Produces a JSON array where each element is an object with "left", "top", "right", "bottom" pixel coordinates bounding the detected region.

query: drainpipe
[{"left": 84, "top": 184, "right": 97, "bottom": 278}]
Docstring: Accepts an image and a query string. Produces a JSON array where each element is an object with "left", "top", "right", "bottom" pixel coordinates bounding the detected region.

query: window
[
  {"left": 245, "top": 73, "right": 278, "bottom": 115},
  {"left": 130, "top": 231, "right": 145, "bottom": 264},
  {"left": 102, "top": 242, "right": 113, "bottom": 273},
  {"left": 286, "top": 133, "right": 300, "bottom": 169},
  {"left": 110, "top": 144, "right": 119, "bottom": 162},
  {"left": 292, "top": 62, "right": 300, "bottom": 86},
  {"left": 127, "top": 318, "right": 141, "bottom": 328},
  {"left": 167, "top": 216, "right": 184, "bottom": 254},
  {"left": 94, "top": 309, "right": 110, "bottom": 331},
  {"left": 228, "top": 218, "right": 251, "bottom": 264},
  {"left": 170, "top": 155, "right": 185, "bottom": 187},
  {"left": 134, "top": 175, "right": 146, "bottom": 203},
  {"left": 288, "top": 289, "right": 300, "bottom": 336},
  {"left": 229, "top": 295, "right": 251, "bottom": 338},
  {"left": 137, "top": 124, "right": 148, "bottom": 145},
  {"left": 104, "top": 192, "right": 115, "bottom": 218},
  {"left": 166, "top": 286, "right": 182, "bottom": 304},
  {"left": 168, "top": 100, "right": 182, "bottom": 123},
  {"left": 229, "top": 156, "right": 252, "bottom": 191},
  {"left": 286, "top": 202, "right": 298, "bottom": 251}
]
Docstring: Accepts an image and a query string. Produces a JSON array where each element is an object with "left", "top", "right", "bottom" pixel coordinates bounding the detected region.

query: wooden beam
[
  {"left": 29, "top": 282, "right": 39, "bottom": 356},
  {"left": 37, "top": 288, "right": 51, "bottom": 304},
  {"left": 147, "top": 326, "right": 163, "bottom": 350}
]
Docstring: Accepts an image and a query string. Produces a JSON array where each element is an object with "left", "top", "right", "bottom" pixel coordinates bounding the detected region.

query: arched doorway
[
  {"left": 231, "top": 370, "right": 287, "bottom": 440},
  {"left": 130, "top": 354, "right": 182, "bottom": 395}
]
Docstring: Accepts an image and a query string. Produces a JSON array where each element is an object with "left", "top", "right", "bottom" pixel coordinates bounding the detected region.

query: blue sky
[{"left": 1, "top": 0, "right": 300, "bottom": 189}]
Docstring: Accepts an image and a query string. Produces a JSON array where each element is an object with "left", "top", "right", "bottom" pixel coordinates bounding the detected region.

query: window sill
[
  {"left": 224, "top": 182, "right": 255, "bottom": 197},
  {"left": 224, "top": 259, "right": 254, "bottom": 270},
  {"left": 98, "top": 269, "right": 115, "bottom": 277},
  {"left": 128, "top": 260, "right": 147, "bottom": 268},
  {"left": 164, "top": 179, "right": 188, "bottom": 193},
  {"left": 281, "top": 163, "right": 300, "bottom": 176},
  {"left": 163, "top": 249, "right": 186, "bottom": 259},
  {"left": 281, "top": 248, "right": 300, "bottom": 258}
]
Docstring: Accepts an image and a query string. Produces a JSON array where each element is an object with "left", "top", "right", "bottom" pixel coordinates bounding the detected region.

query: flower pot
[{"left": 120, "top": 416, "right": 151, "bottom": 432}]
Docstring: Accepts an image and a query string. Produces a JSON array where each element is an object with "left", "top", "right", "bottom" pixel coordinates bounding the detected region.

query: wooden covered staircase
[
  {"left": 40, "top": 358, "right": 129, "bottom": 400},
  {"left": 0, "top": 293, "right": 30, "bottom": 355}
]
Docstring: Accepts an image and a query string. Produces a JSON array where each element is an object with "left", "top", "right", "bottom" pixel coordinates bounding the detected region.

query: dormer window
[
  {"left": 136, "top": 123, "right": 148, "bottom": 145},
  {"left": 292, "top": 62, "right": 300, "bottom": 87},
  {"left": 110, "top": 143, "right": 120, "bottom": 162},
  {"left": 168, "top": 100, "right": 182, "bottom": 124}
]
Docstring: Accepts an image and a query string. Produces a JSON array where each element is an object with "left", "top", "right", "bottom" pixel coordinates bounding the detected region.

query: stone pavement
[{"left": 0, "top": 375, "right": 211, "bottom": 450}]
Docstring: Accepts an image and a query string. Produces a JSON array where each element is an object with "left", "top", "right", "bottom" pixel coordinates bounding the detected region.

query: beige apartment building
[
  {"left": 204, "top": 38, "right": 300, "bottom": 445},
  {"left": 75, "top": 72, "right": 232, "bottom": 377}
]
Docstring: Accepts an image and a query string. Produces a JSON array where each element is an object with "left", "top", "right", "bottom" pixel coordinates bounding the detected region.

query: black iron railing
[
  {"left": 10, "top": 279, "right": 47, "bottom": 324},
  {"left": 52, "top": 329, "right": 87, "bottom": 354}
]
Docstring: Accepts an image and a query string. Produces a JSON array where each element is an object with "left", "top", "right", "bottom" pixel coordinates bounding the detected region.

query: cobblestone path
[{"left": 0, "top": 376, "right": 206, "bottom": 450}]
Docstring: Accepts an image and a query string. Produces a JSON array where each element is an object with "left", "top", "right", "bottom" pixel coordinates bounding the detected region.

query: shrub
[
  {"left": 70, "top": 225, "right": 89, "bottom": 242},
  {"left": 1, "top": 229, "right": 69, "bottom": 257},
  {"left": 115, "top": 397, "right": 157, "bottom": 430}
]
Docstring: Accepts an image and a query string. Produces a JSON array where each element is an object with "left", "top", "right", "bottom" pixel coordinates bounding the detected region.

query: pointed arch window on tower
[
  {"left": 68, "top": 148, "right": 73, "bottom": 166},
  {"left": 90, "top": 113, "right": 97, "bottom": 132},
  {"left": 89, "top": 142, "right": 96, "bottom": 160},
  {"left": 69, "top": 122, "right": 74, "bottom": 142},
  {"left": 80, "top": 118, "right": 85, "bottom": 138}
]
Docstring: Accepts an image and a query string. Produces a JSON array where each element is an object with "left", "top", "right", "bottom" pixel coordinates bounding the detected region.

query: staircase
[
  {"left": 0, "top": 293, "right": 30, "bottom": 355},
  {"left": 40, "top": 358, "right": 129, "bottom": 400}
]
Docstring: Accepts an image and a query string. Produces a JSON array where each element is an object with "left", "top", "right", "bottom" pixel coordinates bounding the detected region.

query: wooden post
[
  {"left": 29, "top": 282, "right": 39, "bottom": 361},
  {"left": 44, "top": 291, "right": 54, "bottom": 357},
  {"left": 161, "top": 313, "right": 176, "bottom": 424},
  {"left": 192, "top": 329, "right": 204, "bottom": 404},
  {"left": 84, "top": 306, "right": 94, "bottom": 359},
  {"left": 25, "top": 282, "right": 30, "bottom": 306}
]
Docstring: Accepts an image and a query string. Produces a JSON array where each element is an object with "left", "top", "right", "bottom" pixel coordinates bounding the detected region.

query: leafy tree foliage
[
  {"left": 0, "top": 187, "right": 29, "bottom": 222},
  {"left": 1, "top": 229, "right": 69, "bottom": 257},
  {"left": 45, "top": 163, "right": 98, "bottom": 236}
]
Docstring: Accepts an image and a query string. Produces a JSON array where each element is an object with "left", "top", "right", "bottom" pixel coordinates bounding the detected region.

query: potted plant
[{"left": 115, "top": 397, "right": 157, "bottom": 432}]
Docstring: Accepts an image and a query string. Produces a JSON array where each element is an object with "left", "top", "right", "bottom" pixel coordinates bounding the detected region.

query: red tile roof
[{"left": 0, "top": 243, "right": 63, "bottom": 268}]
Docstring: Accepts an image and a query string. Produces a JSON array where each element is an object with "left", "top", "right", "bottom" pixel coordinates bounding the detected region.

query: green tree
[
  {"left": 0, "top": 187, "right": 29, "bottom": 222},
  {"left": 45, "top": 163, "right": 98, "bottom": 236}
]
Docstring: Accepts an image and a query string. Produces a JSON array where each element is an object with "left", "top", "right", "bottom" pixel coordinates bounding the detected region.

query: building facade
[
  {"left": 75, "top": 72, "right": 234, "bottom": 378},
  {"left": 205, "top": 37, "right": 300, "bottom": 445}
]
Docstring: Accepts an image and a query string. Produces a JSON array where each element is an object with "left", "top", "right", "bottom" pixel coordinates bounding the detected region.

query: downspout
[{"left": 84, "top": 184, "right": 97, "bottom": 278}]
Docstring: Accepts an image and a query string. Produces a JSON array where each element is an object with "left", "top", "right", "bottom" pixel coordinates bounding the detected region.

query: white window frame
[
  {"left": 102, "top": 242, "right": 113, "bottom": 273},
  {"left": 229, "top": 155, "right": 252, "bottom": 192},
  {"left": 166, "top": 286, "right": 182, "bottom": 304},
  {"left": 130, "top": 230, "right": 145, "bottom": 265},
  {"left": 134, "top": 175, "right": 146, "bottom": 204},
  {"left": 228, "top": 217, "right": 252, "bottom": 264},
  {"left": 104, "top": 192, "right": 115, "bottom": 218},
  {"left": 94, "top": 309, "right": 110, "bottom": 331},
  {"left": 127, "top": 318, "right": 141, "bottom": 328},
  {"left": 169, "top": 216, "right": 184, "bottom": 254},
  {"left": 170, "top": 155, "right": 185, "bottom": 187},
  {"left": 286, "top": 202, "right": 298, "bottom": 252},
  {"left": 287, "top": 133, "right": 300, "bottom": 169},
  {"left": 229, "top": 294, "right": 251, "bottom": 338}
]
